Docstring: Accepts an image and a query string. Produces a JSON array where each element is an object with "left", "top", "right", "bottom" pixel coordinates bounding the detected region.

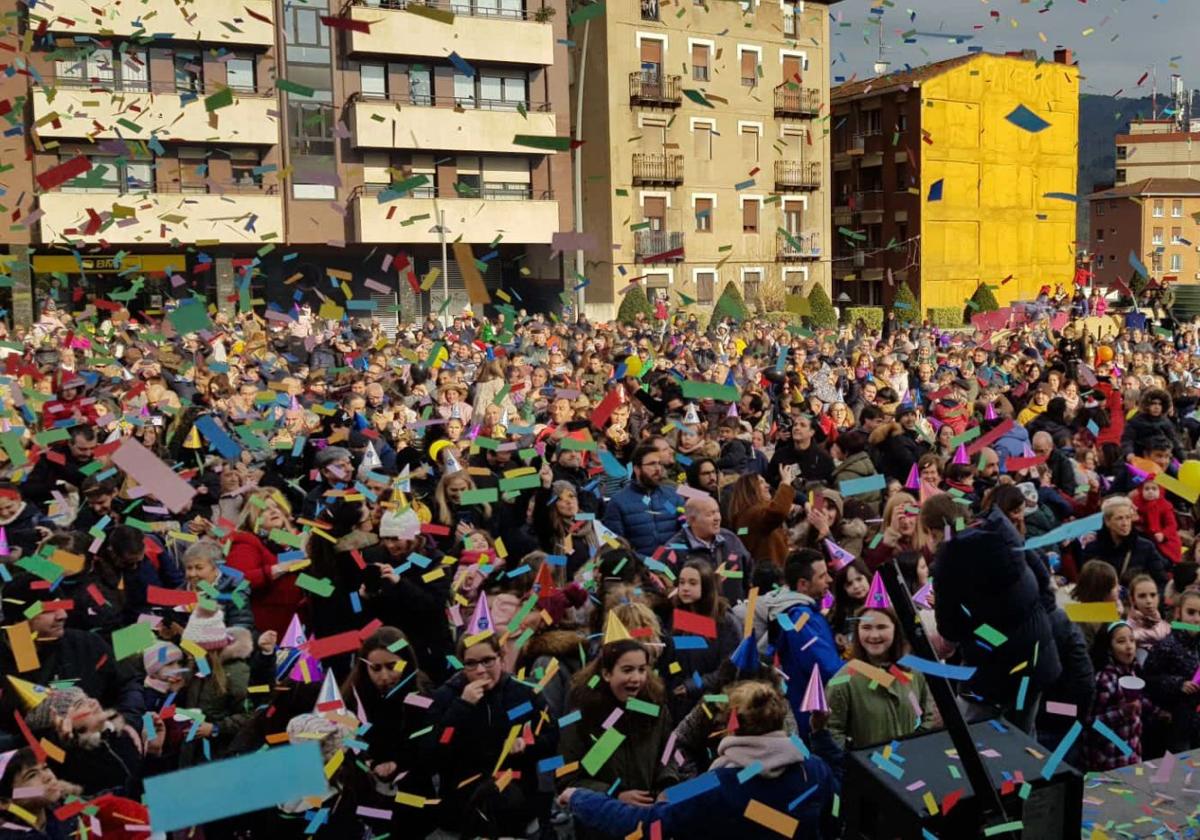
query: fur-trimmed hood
[
  {"left": 868, "top": 420, "right": 905, "bottom": 446},
  {"left": 524, "top": 628, "right": 587, "bottom": 660},
  {"left": 334, "top": 530, "right": 379, "bottom": 553}
]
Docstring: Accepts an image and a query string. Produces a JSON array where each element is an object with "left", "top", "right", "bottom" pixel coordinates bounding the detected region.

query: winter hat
[
  {"left": 143, "top": 642, "right": 187, "bottom": 691},
  {"left": 379, "top": 508, "right": 421, "bottom": 540},
  {"left": 1016, "top": 482, "right": 1040, "bottom": 509},
  {"left": 286, "top": 712, "right": 352, "bottom": 764},
  {"left": 24, "top": 685, "right": 86, "bottom": 731},
  {"left": 182, "top": 609, "right": 232, "bottom": 652}
]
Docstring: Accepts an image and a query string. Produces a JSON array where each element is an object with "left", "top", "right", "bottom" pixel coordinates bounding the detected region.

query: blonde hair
[
  {"left": 726, "top": 680, "right": 789, "bottom": 735},
  {"left": 434, "top": 471, "right": 490, "bottom": 525},
  {"left": 238, "top": 488, "right": 292, "bottom": 532}
]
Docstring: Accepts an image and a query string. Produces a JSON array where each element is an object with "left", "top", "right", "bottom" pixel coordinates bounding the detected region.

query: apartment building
[
  {"left": 1115, "top": 119, "right": 1200, "bottom": 186},
  {"left": 572, "top": 0, "right": 840, "bottom": 321},
  {"left": 0, "top": 0, "right": 572, "bottom": 326},
  {"left": 830, "top": 51, "right": 1079, "bottom": 312},
  {"left": 1087, "top": 178, "right": 1200, "bottom": 288}
]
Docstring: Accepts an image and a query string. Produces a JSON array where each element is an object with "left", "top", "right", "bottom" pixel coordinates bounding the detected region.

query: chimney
[{"left": 1054, "top": 48, "right": 1073, "bottom": 66}]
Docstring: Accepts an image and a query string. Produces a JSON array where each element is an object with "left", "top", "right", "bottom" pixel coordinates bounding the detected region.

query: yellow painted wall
[{"left": 919, "top": 54, "right": 1079, "bottom": 310}]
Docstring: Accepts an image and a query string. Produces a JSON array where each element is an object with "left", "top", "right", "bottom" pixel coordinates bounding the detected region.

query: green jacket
[
  {"left": 558, "top": 690, "right": 680, "bottom": 797},
  {"left": 178, "top": 629, "right": 255, "bottom": 766},
  {"left": 826, "top": 661, "right": 938, "bottom": 750}
]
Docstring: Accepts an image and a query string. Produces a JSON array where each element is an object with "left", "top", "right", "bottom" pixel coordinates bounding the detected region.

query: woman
[
  {"left": 830, "top": 430, "right": 882, "bottom": 516},
  {"left": 667, "top": 560, "right": 740, "bottom": 719},
  {"left": 822, "top": 606, "right": 938, "bottom": 749},
  {"left": 829, "top": 401, "right": 856, "bottom": 435},
  {"left": 532, "top": 476, "right": 598, "bottom": 581},
  {"left": 472, "top": 359, "right": 513, "bottom": 424},
  {"left": 430, "top": 634, "right": 556, "bottom": 838},
  {"left": 431, "top": 470, "right": 494, "bottom": 552},
  {"left": 179, "top": 539, "right": 255, "bottom": 632},
  {"left": 559, "top": 681, "right": 839, "bottom": 840},
  {"left": 1081, "top": 495, "right": 1170, "bottom": 588},
  {"left": 558, "top": 640, "right": 680, "bottom": 840},
  {"left": 225, "top": 488, "right": 305, "bottom": 637},
  {"left": 307, "top": 498, "right": 377, "bottom": 640},
  {"left": 725, "top": 470, "right": 795, "bottom": 569},
  {"left": 1071, "top": 560, "right": 1122, "bottom": 651},
  {"left": 862, "top": 491, "right": 919, "bottom": 567},
  {"left": 340, "top": 627, "right": 437, "bottom": 837},
  {"left": 933, "top": 422, "right": 956, "bottom": 460}
]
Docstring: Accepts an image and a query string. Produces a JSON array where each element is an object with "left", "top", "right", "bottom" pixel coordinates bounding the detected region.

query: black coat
[
  {"left": 1144, "top": 629, "right": 1200, "bottom": 750},
  {"left": 867, "top": 423, "right": 928, "bottom": 484},
  {"left": 361, "top": 543, "right": 455, "bottom": 683},
  {"left": 1122, "top": 411, "right": 1185, "bottom": 461},
  {"left": 21, "top": 444, "right": 91, "bottom": 511},
  {"left": 766, "top": 441, "right": 834, "bottom": 487},
  {"left": 1081, "top": 527, "right": 1170, "bottom": 588}
]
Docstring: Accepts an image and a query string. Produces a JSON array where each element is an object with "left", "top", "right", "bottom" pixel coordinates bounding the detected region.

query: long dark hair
[
  {"left": 830, "top": 559, "right": 870, "bottom": 632},
  {"left": 340, "top": 626, "right": 428, "bottom": 704},
  {"left": 670, "top": 558, "right": 726, "bottom": 622},
  {"left": 850, "top": 606, "right": 908, "bottom": 666},
  {"left": 569, "top": 640, "right": 664, "bottom": 728}
]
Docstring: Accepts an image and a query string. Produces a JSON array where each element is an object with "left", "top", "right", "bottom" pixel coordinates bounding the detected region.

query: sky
[{"left": 827, "top": 0, "right": 1200, "bottom": 102}]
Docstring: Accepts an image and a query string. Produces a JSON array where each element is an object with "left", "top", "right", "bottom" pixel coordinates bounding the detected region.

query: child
[
  {"left": 1144, "top": 588, "right": 1200, "bottom": 752},
  {"left": 1132, "top": 478, "right": 1182, "bottom": 563},
  {"left": 716, "top": 417, "right": 752, "bottom": 474},
  {"left": 1126, "top": 574, "right": 1171, "bottom": 662},
  {"left": 1166, "top": 562, "right": 1200, "bottom": 616},
  {"left": 1085, "top": 621, "right": 1146, "bottom": 771}
]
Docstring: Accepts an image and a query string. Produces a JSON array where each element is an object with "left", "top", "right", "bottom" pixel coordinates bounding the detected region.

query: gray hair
[
  {"left": 183, "top": 539, "right": 224, "bottom": 568},
  {"left": 1100, "top": 495, "right": 1134, "bottom": 522}
]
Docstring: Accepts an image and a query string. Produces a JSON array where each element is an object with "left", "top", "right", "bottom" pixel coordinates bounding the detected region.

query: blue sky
[{"left": 827, "top": 0, "right": 1197, "bottom": 101}]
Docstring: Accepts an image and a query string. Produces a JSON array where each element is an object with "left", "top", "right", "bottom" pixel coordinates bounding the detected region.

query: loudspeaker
[{"left": 840, "top": 720, "right": 1083, "bottom": 839}]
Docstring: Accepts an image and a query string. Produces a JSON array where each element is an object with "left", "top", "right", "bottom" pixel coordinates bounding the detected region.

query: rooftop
[{"left": 1088, "top": 177, "right": 1200, "bottom": 199}]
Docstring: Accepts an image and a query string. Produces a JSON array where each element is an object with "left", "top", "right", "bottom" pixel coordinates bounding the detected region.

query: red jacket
[
  {"left": 225, "top": 530, "right": 306, "bottom": 636},
  {"left": 1094, "top": 380, "right": 1124, "bottom": 447},
  {"left": 1131, "top": 488, "right": 1182, "bottom": 563}
]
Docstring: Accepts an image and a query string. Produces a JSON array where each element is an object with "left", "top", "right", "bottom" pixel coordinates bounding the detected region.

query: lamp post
[{"left": 428, "top": 210, "right": 450, "bottom": 327}]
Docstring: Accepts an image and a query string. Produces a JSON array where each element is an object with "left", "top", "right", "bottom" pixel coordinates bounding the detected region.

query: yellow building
[
  {"left": 572, "top": 0, "right": 841, "bottom": 321},
  {"left": 831, "top": 51, "right": 1079, "bottom": 312}
]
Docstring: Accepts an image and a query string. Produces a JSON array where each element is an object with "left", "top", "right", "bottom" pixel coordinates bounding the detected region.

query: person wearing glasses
[{"left": 600, "top": 442, "right": 684, "bottom": 558}]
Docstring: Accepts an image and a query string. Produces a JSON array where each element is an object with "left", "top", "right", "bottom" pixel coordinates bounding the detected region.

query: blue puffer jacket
[
  {"left": 601, "top": 481, "right": 683, "bottom": 556},
  {"left": 775, "top": 597, "right": 844, "bottom": 736},
  {"left": 993, "top": 423, "right": 1031, "bottom": 469}
]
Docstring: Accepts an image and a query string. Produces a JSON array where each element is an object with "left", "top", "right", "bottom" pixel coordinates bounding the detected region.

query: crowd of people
[{"left": 0, "top": 293, "right": 1199, "bottom": 839}]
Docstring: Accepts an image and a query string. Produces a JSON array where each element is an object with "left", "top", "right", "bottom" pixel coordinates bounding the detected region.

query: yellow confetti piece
[
  {"left": 1063, "top": 602, "right": 1120, "bottom": 623},
  {"left": 324, "top": 748, "right": 344, "bottom": 779},
  {"left": 923, "top": 791, "right": 939, "bottom": 815},
  {"left": 1082, "top": 27, "right": 1094, "bottom": 36},
  {"left": 492, "top": 725, "right": 522, "bottom": 775}
]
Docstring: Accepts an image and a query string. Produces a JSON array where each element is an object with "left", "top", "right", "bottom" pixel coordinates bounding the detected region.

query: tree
[
  {"left": 894, "top": 282, "right": 919, "bottom": 324},
  {"left": 806, "top": 283, "right": 837, "bottom": 329},
  {"left": 712, "top": 281, "right": 750, "bottom": 323},
  {"left": 617, "top": 285, "right": 654, "bottom": 324},
  {"left": 1129, "top": 269, "right": 1150, "bottom": 298},
  {"left": 968, "top": 282, "right": 1000, "bottom": 314}
]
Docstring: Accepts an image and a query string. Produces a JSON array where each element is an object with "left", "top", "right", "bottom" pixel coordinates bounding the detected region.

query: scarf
[{"left": 710, "top": 731, "right": 806, "bottom": 779}]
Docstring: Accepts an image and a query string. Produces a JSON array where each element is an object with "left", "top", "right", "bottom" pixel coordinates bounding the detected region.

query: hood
[
  {"left": 334, "top": 530, "right": 379, "bottom": 553},
  {"left": 524, "top": 628, "right": 588, "bottom": 660},
  {"left": 814, "top": 488, "right": 844, "bottom": 518},
  {"left": 760, "top": 587, "right": 813, "bottom": 621},
  {"left": 711, "top": 732, "right": 807, "bottom": 778},
  {"left": 868, "top": 421, "right": 903, "bottom": 446}
]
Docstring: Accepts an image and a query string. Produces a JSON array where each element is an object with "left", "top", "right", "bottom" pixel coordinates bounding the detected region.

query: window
[
  {"left": 481, "top": 156, "right": 531, "bottom": 199},
  {"left": 1096, "top": 254, "right": 1104, "bottom": 269},
  {"left": 1173, "top": 200, "right": 1184, "bottom": 218},
  {"left": 695, "top": 197, "right": 713, "bottom": 232},
  {"left": 125, "top": 161, "right": 152, "bottom": 191},
  {"left": 782, "top": 6, "right": 795, "bottom": 35},
  {"left": 477, "top": 70, "right": 529, "bottom": 110},
  {"left": 1154, "top": 200, "right": 1164, "bottom": 217},
  {"left": 457, "top": 156, "right": 482, "bottom": 195},
  {"left": 692, "top": 43, "right": 710, "bottom": 82},
  {"left": 1173, "top": 226, "right": 1183, "bottom": 244},
  {"left": 409, "top": 65, "right": 432, "bottom": 105},
  {"left": 1096, "top": 228, "right": 1105, "bottom": 243},
  {"left": 895, "top": 161, "right": 909, "bottom": 191},
  {"left": 1153, "top": 227, "right": 1164, "bottom": 245},
  {"left": 640, "top": 0, "right": 659, "bottom": 21},
  {"left": 740, "top": 125, "right": 759, "bottom": 161},
  {"left": 696, "top": 271, "right": 715, "bottom": 304},
  {"left": 643, "top": 196, "right": 666, "bottom": 231},
  {"left": 742, "top": 269, "right": 762, "bottom": 304},
  {"left": 740, "top": 49, "right": 758, "bottom": 87},
  {"left": 179, "top": 146, "right": 208, "bottom": 193},
  {"left": 121, "top": 48, "right": 148, "bottom": 91},
  {"left": 226, "top": 57, "right": 255, "bottom": 93},
  {"left": 229, "top": 149, "right": 262, "bottom": 187},
  {"left": 1115, "top": 169, "right": 1127, "bottom": 183},
  {"left": 782, "top": 199, "right": 803, "bottom": 234},
  {"left": 741, "top": 198, "right": 759, "bottom": 233},
  {"left": 57, "top": 154, "right": 153, "bottom": 193},
  {"left": 1171, "top": 253, "right": 1182, "bottom": 272},
  {"left": 639, "top": 38, "right": 663, "bottom": 80},
  {"left": 288, "top": 102, "right": 335, "bottom": 157},
  {"left": 454, "top": 72, "right": 475, "bottom": 108},
  {"left": 693, "top": 123, "right": 712, "bottom": 160},
  {"left": 360, "top": 64, "right": 386, "bottom": 98},
  {"left": 174, "top": 52, "right": 202, "bottom": 93},
  {"left": 897, "top": 112, "right": 908, "bottom": 131},
  {"left": 862, "top": 109, "right": 882, "bottom": 135},
  {"left": 1096, "top": 202, "right": 1105, "bottom": 217},
  {"left": 1116, "top": 146, "right": 1127, "bottom": 160},
  {"left": 287, "top": 7, "right": 327, "bottom": 46}
]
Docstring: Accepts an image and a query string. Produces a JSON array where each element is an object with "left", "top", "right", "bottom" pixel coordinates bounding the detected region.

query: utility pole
[
  {"left": 572, "top": 16, "right": 591, "bottom": 322},
  {"left": 439, "top": 209, "right": 449, "bottom": 327}
]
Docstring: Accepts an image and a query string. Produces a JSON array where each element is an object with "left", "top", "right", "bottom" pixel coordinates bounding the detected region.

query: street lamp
[{"left": 428, "top": 210, "right": 450, "bottom": 327}]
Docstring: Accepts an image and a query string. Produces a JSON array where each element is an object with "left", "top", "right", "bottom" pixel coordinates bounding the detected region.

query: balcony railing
[
  {"left": 632, "top": 153, "right": 683, "bottom": 186},
  {"left": 853, "top": 189, "right": 885, "bottom": 212},
  {"left": 346, "top": 0, "right": 536, "bottom": 21},
  {"left": 351, "top": 184, "right": 553, "bottom": 201},
  {"left": 629, "top": 71, "right": 682, "bottom": 108},
  {"left": 774, "top": 86, "right": 820, "bottom": 117},
  {"left": 775, "top": 160, "right": 821, "bottom": 191},
  {"left": 348, "top": 90, "right": 552, "bottom": 112},
  {"left": 635, "top": 230, "right": 684, "bottom": 262},
  {"left": 39, "top": 75, "right": 267, "bottom": 97},
  {"left": 777, "top": 230, "right": 820, "bottom": 261}
]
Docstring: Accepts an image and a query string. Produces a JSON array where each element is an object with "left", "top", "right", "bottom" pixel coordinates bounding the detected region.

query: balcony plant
[
  {"left": 966, "top": 282, "right": 1000, "bottom": 321},
  {"left": 617, "top": 285, "right": 655, "bottom": 325},
  {"left": 534, "top": 6, "right": 556, "bottom": 22}
]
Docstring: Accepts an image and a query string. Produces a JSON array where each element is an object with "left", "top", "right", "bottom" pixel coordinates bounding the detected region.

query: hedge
[
  {"left": 806, "top": 284, "right": 837, "bottom": 329},
  {"left": 843, "top": 307, "right": 884, "bottom": 331},
  {"left": 617, "top": 285, "right": 654, "bottom": 324},
  {"left": 894, "top": 283, "right": 919, "bottom": 324},
  {"left": 712, "top": 281, "right": 750, "bottom": 323},
  {"left": 968, "top": 283, "right": 999, "bottom": 314},
  {"left": 927, "top": 307, "right": 964, "bottom": 328},
  {"left": 761, "top": 310, "right": 804, "bottom": 327}
]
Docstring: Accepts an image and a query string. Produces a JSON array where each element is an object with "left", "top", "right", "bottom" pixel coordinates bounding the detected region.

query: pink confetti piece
[
  {"left": 660, "top": 731, "right": 677, "bottom": 766},
  {"left": 355, "top": 806, "right": 393, "bottom": 820},
  {"left": 1045, "top": 702, "right": 1077, "bottom": 717},
  {"left": 905, "top": 780, "right": 925, "bottom": 792},
  {"left": 364, "top": 278, "right": 392, "bottom": 294},
  {"left": 601, "top": 708, "right": 623, "bottom": 730},
  {"left": 403, "top": 694, "right": 433, "bottom": 710}
]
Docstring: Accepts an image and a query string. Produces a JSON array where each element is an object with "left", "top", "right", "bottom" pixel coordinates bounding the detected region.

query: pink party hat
[
  {"left": 1022, "top": 443, "right": 1035, "bottom": 458},
  {"left": 282, "top": 614, "right": 324, "bottom": 684},
  {"left": 904, "top": 463, "right": 920, "bottom": 490},
  {"left": 820, "top": 590, "right": 835, "bottom": 612},
  {"left": 800, "top": 664, "right": 828, "bottom": 713},
  {"left": 351, "top": 686, "right": 370, "bottom": 727},
  {"left": 952, "top": 444, "right": 969, "bottom": 465},
  {"left": 927, "top": 416, "right": 942, "bottom": 431},
  {"left": 865, "top": 571, "right": 892, "bottom": 610},
  {"left": 911, "top": 581, "right": 934, "bottom": 609},
  {"left": 0, "top": 527, "right": 11, "bottom": 557},
  {"left": 727, "top": 402, "right": 739, "bottom": 418},
  {"left": 466, "top": 594, "right": 494, "bottom": 638},
  {"left": 824, "top": 538, "right": 856, "bottom": 571},
  {"left": 985, "top": 402, "right": 998, "bottom": 421}
]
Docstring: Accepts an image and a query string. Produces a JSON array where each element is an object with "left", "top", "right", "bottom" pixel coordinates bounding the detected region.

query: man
[
  {"left": 23, "top": 424, "right": 98, "bottom": 511},
  {"left": 1031, "top": 431, "right": 1077, "bottom": 497},
  {"left": 601, "top": 442, "right": 684, "bottom": 557},
  {"left": 665, "top": 495, "right": 752, "bottom": 602},
  {"left": 0, "top": 574, "right": 144, "bottom": 730},
  {"left": 772, "top": 550, "right": 841, "bottom": 734},
  {"left": 868, "top": 403, "right": 928, "bottom": 483},
  {"left": 301, "top": 446, "right": 353, "bottom": 519},
  {"left": 766, "top": 414, "right": 834, "bottom": 487}
]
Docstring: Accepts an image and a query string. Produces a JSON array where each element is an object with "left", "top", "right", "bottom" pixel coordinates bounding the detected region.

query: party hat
[
  {"left": 952, "top": 444, "right": 969, "bottom": 465},
  {"left": 593, "top": 519, "right": 621, "bottom": 546},
  {"left": 466, "top": 595, "right": 493, "bottom": 638},
  {"left": 984, "top": 402, "right": 998, "bottom": 421},
  {"left": 911, "top": 581, "right": 934, "bottom": 609},
  {"left": 442, "top": 448, "right": 463, "bottom": 475},
  {"left": 603, "top": 611, "right": 632, "bottom": 645},
  {"left": 799, "top": 664, "right": 828, "bottom": 713},
  {"left": 1022, "top": 443, "right": 1035, "bottom": 458},
  {"left": 820, "top": 590, "right": 835, "bottom": 612},
  {"left": 824, "top": 538, "right": 855, "bottom": 571},
  {"left": 450, "top": 403, "right": 462, "bottom": 420},
  {"left": 498, "top": 406, "right": 510, "bottom": 431},
  {"left": 904, "top": 463, "right": 920, "bottom": 490},
  {"left": 313, "top": 669, "right": 344, "bottom": 712},
  {"left": 726, "top": 402, "right": 739, "bottom": 418},
  {"left": 0, "top": 527, "right": 11, "bottom": 557},
  {"left": 683, "top": 403, "right": 700, "bottom": 425},
  {"left": 729, "top": 633, "right": 760, "bottom": 673},
  {"left": 397, "top": 465, "right": 412, "bottom": 493},
  {"left": 1126, "top": 463, "right": 1151, "bottom": 485},
  {"left": 281, "top": 615, "right": 324, "bottom": 684},
  {"left": 351, "top": 686, "right": 370, "bottom": 727},
  {"left": 183, "top": 425, "right": 203, "bottom": 449},
  {"left": 357, "top": 441, "right": 381, "bottom": 479},
  {"left": 6, "top": 676, "right": 49, "bottom": 710},
  {"left": 926, "top": 415, "right": 942, "bottom": 431},
  {"left": 533, "top": 562, "right": 558, "bottom": 596},
  {"left": 865, "top": 571, "right": 892, "bottom": 610}
]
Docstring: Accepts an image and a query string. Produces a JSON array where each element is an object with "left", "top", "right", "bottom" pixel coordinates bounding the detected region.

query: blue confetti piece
[
  {"left": 448, "top": 51, "right": 475, "bottom": 77},
  {"left": 673, "top": 635, "right": 709, "bottom": 650},
  {"left": 350, "top": 591, "right": 362, "bottom": 614},
  {"left": 558, "top": 710, "right": 582, "bottom": 727},
  {"left": 736, "top": 761, "right": 763, "bottom": 783},
  {"left": 788, "top": 784, "right": 818, "bottom": 811},
  {"left": 507, "top": 701, "right": 533, "bottom": 721},
  {"left": 1005, "top": 104, "right": 1051, "bottom": 133},
  {"left": 663, "top": 771, "right": 721, "bottom": 803},
  {"left": 1041, "top": 720, "right": 1082, "bottom": 779},
  {"left": 1092, "top": 719, "right": 1133, "bottom": 757},
  {"left": 927, "top": 179, "right": 944, "bottom": 202},
  {"left": 538, "top": 755, "right": 565, "bottom": 773}
]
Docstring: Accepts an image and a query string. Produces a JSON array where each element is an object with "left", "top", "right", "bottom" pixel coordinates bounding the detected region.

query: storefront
[{"left": 31, "top": 253, "right": 189, "bottom": 318}]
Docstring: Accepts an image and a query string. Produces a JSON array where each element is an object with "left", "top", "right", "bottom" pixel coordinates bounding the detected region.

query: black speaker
[{"left": 840, "top": 720, "right": 1083, "bottom": 839}]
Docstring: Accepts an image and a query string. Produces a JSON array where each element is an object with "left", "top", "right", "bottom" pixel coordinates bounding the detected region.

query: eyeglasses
[{"left": 463, "top": 655, "right": 498, "bottom": 670}]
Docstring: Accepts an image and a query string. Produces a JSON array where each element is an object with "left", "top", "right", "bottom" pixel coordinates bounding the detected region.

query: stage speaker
[{"left": 840, "top": 720, "right": 1082, "bottom": 839}]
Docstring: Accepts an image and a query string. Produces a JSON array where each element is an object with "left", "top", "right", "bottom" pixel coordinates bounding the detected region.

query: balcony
[
  {"left": 774, "top": 86, "right": 821, "bottom": 118},
  {"left": 32, "top": 80, "right": 279, "bottom": 145},
  {"left": 634, "top": 231, "right": 684, "bottom": 263},
  {"left": 629, "top": 72, "right": 682, "bottom": 108},
  {"left": 349, "top": 93, "right": 557, "bottom": 154},
  {"left": 33, "top": 0, "right": 275, "bottom": 46},
  {"left": 777, "top": 231, "right": 820, "bottom": 261},
  {"left": 632, "top": 153, "right": 684, "bottom": 186},
  {"left": 853, "top": 190, "right": 886, "bottom": 213},
  {"left": 38, "top": 186, "right": 283, "bottom": 246},
  {"left": 640, "top": 0, "right": 660, "bottom": 21},
  {"left": 775, "top": 160, "right": 821, "bottom": 192},
  {"left": 346, "top": 0, "right": 553, "bottom": 66},
  {"left": 350, "top": 187, "right": 558, "bottom": 244}
]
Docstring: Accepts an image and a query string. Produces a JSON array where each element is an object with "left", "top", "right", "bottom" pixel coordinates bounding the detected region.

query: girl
[
  {"left": 1085, "top": 621, "right": 1146, "bottom": 771},
  {"left": 432, "top": 471, "right": 494, "bottom": 552},
  {"left": 429, "top": 634, "right": 556, "bottom": 838},
  {"left": 1145, "top": 587, "right": 1200, "bottom": 752},
  {"left": 862, "top": 492, "right": 920, "bottom": 567},
  {"left": 1126, "top": 573, "right": 1171, "bottom": 661},
  {"left": 531, "top": 476, "right": 598, "bottom": 581},
  {"left": 829, "top": 559, "right": 871, "bottom": 653},
  {"left": 823, "top": 606, "right": 938, "bottom": 749},
  {"left": 1072, "top": 561, "right": 1122, "bottom": 651},
  {"left": 0, "top": 748, "right": 83, "bottom": 840},
  {"left": 667, "top": 560, "right": 740, "bottom": 719},
  {"left": 558, "top": 640, "right": 680, "bottom": 840},
  {"left": 1131, "top": 478, "right": 1182, "bottom": 564}
]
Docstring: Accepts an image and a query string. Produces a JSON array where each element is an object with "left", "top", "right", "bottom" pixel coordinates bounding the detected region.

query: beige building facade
[
  {"left": 1116, "top": 120, "right": 1200, "bottom": 185},
  {"left": 1088, "top": 179, "right": 1200, "bottom": 288}
]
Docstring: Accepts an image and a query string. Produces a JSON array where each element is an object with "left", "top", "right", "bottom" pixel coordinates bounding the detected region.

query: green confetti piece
[
  {"left": 625, "top": 697, "right": 660, "bottom": 717},
  {"left": 513, "top": 134, "right": 572, "bottom": 151},
  {"left": 984, "top": 822, "right": 1024, "bottom": 837},
  {"left": 568, "top": 2, "right": 605, "bottom": 24},
  {"left": 111, "top": 623, "right": 157, "bottom": 660},
  {"left": 581, "top": 728, "right": 626, "bottom": 775},
  {"left": 682, "top": 88, "right": 715, "bottom": 108},
  {"left": 276, "top": 78, "right": 316, "bottom": 97},
  {"left": 204, "top": 87, "right": 234, "bottom": 112},
  {"left": 499, "top": 473, "right": 542, "bottom": 493},
  {"left": 974, "top": 625, "right": 1008, "bottom": 646},
  {"left": 459, "top": 488, "right": 499, "bottom": 505},
  {"left": 295, "top": 573, "right": 335, "bottom": 598}
]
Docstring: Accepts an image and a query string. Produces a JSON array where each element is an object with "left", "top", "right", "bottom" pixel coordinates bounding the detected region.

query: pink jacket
[{"left": 1127, "top": 604, "right": 1171, "bottom": 652}]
